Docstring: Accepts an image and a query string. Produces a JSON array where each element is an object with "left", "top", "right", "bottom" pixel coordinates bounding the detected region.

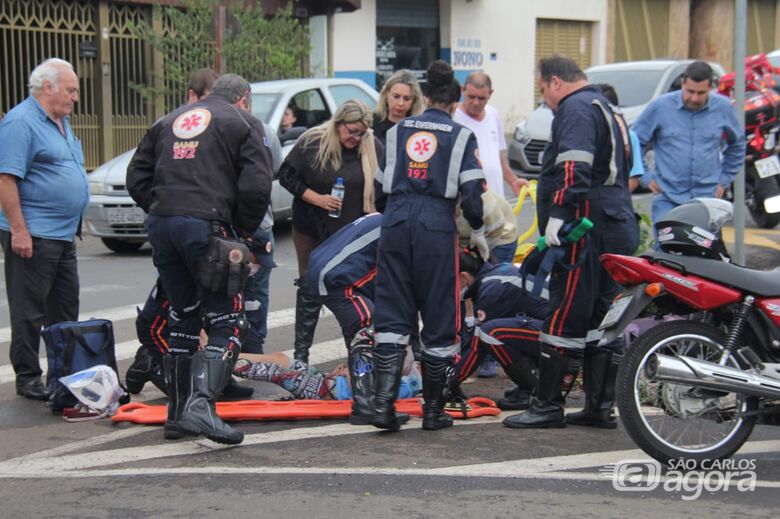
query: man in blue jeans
[{"left": 243, "top": 121, "right": 283, "bottom": 354}]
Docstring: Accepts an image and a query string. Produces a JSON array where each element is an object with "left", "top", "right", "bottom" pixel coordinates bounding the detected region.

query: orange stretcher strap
[{"left": 111, "top": 397, "right": 500, "bottom": 425}]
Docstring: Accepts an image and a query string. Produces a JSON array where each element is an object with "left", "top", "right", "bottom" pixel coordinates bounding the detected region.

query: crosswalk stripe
[
  {"left": 0, "top": 306, "right": 338, "bottom": 385},
  {"left": 0, "top": 304, "right": 331, "bottom": 344}
]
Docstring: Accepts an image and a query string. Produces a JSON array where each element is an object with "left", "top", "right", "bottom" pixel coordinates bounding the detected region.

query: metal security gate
[
  {"left": 0, "top": 0, "right": 174, "bottom": 170},
  {"left": 109, "top": 2, "right": 152, "bottom": 157},
  {"left": 0, "top": 0, "right": 101, "bottom": 168}
]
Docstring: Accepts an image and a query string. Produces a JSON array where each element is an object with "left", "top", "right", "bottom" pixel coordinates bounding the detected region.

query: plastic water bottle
[{"left": 328, "top": 177, "right": 345, "bottom": 218}]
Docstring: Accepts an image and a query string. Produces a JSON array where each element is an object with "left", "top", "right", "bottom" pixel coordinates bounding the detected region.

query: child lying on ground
[{"left": 234, "top": 352, "right": 421, "bottom": 401}]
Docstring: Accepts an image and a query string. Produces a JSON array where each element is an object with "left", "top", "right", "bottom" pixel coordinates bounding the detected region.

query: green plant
[
  {"left": 129, "top": 0, "right": 218, "bottom": 111},
  {"left": 634, "top": 211, "right": 654, "bottom": 255},
  {"left": 222, "top": 4, "right": 310, "bottom": 83},
  {"left": 130, "top": 0, "right": 310, "bottom": 110}
]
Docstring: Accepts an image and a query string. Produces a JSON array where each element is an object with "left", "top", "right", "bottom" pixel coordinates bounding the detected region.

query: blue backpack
[{"left": 42, "top": 318, "right": 127, "bottom": 412}]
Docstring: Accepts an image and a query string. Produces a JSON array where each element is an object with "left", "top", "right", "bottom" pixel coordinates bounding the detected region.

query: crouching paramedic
[
  {"left": 455, "top": 249, "right": 549, "bottom": 410},
  {"left": 127, "top": 74, "right": 273, "bottom": 445},
  {"left": 372, "top": 60, "right": 486, "bottom": 431},
  {"left": 305, "top": 212, "right": 388, "bottom": 425},
  {"left": 503, "top": 56, "right": 638, "bottom": 430}
]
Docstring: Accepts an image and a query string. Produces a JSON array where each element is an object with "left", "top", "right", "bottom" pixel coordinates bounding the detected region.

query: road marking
[
  {"left": 722, "top": 227, "right": 780, "bottom": 252},
  {"left": 0, "top": 416, "right": 778, "bottom": 488},
  {"left": 0, "top": 335, "right": 345, "bottom": 386},
  {"left": 0, "top": 305, "right": 330, "bottom": 349}
]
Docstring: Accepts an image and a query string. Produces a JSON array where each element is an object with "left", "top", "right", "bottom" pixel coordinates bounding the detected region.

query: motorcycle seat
[{"left": 642, "top": 250, "right": 780, "bottom": 297}]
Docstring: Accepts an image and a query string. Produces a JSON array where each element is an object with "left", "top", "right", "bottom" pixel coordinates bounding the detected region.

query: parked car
[
  {"left": 87, "top": 78, "right": 379, "bottom": 252},
  {"left": 508, "top": 59, "right": 725, "bottom": 176}
]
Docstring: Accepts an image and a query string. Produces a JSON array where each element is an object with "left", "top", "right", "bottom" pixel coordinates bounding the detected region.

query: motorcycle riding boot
[
  {"left": 503, "top": 344, "right": 574, "bottom": 429},
  {"left": 126, "top": 346, "right": 166, "bottom": 394},
  {"left": 496, "top": 358, "right": 538, "bottom": 411},
  {"left": 421, "top": 356, "right": 455, "bottom": 431},
  {"left": 347, "top": 330, "right": 376, "bottom": 425},
  {"left": 162, "top": 354, "right": 195, "bottom": 440},
  {"left": 178, "top": 350, "right": 244, "bottom": 445},
  {"left": 293, "top": 278, "right": 322, "bottom": 363},
  {"left": 566, "top": 347, "right": 619, "bottom": 429},
  {"left": 371, "top": 348, "right": 410, "bottom": 431}
]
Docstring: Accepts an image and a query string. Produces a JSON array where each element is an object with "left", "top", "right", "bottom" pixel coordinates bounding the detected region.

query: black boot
[
  {"left": 293, "top": 278, "right": 322, "bottom": 363},
  {"left": 371, "top": 348, "right": 409, "bottom": 431},
  {"left": 347, "top": 330, "right": 375, "bottom": 425},
  {"left": 503, "top": 345, "right": 574, "bottom": 429},
  {"left": 421, "top": 357, "right": 454, "bottom": 431},
  {"left": 566, "top": 347, "right": 619, "bottom": 429},
  {"left": 496, "top": 359, "right": 537, "bottom": 411},
  {"left": 178, "top": 351, "right": 244, "bottom": 445},
  {"left": 126, "top": 346, "right": 165, "bottom": 394},
  {"left": 218, "top": 377, "right": 255, "bottom": 400},
  {"left": 163, "top": 354, "right": 195, "bottom": 440}
]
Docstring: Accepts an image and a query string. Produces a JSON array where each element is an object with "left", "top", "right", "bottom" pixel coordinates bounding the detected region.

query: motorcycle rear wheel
[{"left": 617, "top": 320, "right": 757, "bottom": 466}]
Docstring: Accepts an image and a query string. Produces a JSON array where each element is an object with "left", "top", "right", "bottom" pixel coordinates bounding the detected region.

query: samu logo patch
[{"left": 172, "top": 108, "right": 211, "bottom": 139}]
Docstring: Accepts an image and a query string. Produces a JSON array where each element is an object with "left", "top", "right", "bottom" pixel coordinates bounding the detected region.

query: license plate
[
  {"left": 755, "top": 155, "right": 780, "bottom": 179},
  {"left": 599, "top": 293, "right": 633, "bottom": 330},
  {"left": 107, "top": 207, "right": 146, "bottom": 225}
]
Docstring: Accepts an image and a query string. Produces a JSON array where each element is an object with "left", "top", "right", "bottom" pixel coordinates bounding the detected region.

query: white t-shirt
[{"left": 453, "top": 105, "right": 507, "bottom": 196}]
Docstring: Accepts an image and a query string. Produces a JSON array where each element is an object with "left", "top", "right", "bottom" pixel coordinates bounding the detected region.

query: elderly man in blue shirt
[
  {"left": 632, "top": 60, "right": 745, "bottom": 226},
  {"left": 0, "top": 58, "right": 88, "bottom": 401}
]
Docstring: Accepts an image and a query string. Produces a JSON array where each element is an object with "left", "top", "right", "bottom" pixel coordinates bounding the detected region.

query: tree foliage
[
  {"left": 223, "top": 4, "right": 311, "bottom": 83},
  {"left": 130, "top": 0, "right": 309, "bottom": 110}
]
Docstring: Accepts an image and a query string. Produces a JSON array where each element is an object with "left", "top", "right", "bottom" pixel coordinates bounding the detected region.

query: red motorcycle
[
  {"left": 719, "top": 53, "right": 780, "bottom": 228},
  {"left": 598, "top": 198, "right": 780, "bottom": 464}
]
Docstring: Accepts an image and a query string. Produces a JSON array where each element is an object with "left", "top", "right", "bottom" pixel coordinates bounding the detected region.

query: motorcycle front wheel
[{"left": 617, "top": 321, "right": 757, "bottom": 466}]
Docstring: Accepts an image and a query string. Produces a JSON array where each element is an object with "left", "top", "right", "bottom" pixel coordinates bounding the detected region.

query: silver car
[
  {"left": 508, "top": 59, "right": 725, "bottom": 176},
  {"left": 87, "top": 78, "right": 379, "bottom": 252}
]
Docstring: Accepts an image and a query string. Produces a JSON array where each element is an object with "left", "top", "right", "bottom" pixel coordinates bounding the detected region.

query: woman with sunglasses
[
  {"left": 373, "top": 69, "right": 425, "bottom": 147},
  {"left": 279, "top": 100, "right": 382, "bottom": 364}
]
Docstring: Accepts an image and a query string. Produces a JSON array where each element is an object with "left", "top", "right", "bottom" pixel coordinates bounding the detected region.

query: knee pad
[
  {"left": 167, "top": 305, "right": 201, "bottom": 355},
  {"left": 202, "top": 311, "right": 244, "bottom": 358}
]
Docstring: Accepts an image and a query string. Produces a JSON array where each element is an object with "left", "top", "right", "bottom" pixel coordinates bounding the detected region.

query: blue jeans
[
  {"left": 491, "top": 242, "right": 517, "bottom": 264},
  {"left": 651, "top": 194, "right": 679, "bottom": 249},
  {"left": 243, "top": 229, "right": 274, "bottom": 354}
]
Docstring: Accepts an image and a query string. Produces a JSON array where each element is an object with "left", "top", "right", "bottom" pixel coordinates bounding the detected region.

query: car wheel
[{"left": 101, "top": 238, "right": 145, "bottom": 253}]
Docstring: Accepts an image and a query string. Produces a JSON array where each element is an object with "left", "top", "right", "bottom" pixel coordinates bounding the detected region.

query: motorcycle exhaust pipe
[{"left": 645, "top": 353, "right": 780, "bottom": 400}]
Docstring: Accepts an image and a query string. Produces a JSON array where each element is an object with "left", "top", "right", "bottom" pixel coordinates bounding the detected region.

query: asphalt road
[{"left": 0, "top": 194, "right": 779, "bottom": 517}]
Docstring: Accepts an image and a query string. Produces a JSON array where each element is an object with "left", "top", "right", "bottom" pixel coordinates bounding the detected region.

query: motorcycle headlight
[
  {"left": 764, "top": 194, "right": 780, "bottom": 213},
  {"left": 513, "top": 120, "right": 531, "bottom": 145},
  {"left": 89, "top": 180, "right": 109, "bottom": 195}
]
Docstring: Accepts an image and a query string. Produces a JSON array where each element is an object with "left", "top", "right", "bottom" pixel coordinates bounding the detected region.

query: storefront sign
[{"left": 453, "top": 37, "right": 484, "bottom": 68}]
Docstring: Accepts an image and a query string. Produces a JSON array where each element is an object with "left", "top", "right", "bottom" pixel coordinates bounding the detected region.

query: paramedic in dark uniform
[
  {"left": 127, "top": 74, "right": 273, "bottom": 445},
  {"left": 455, "top": 249, "right": 549, "bottom": 410},
  {"left": 503, "top": 56, "right": 638, "bottom": 430},
  {"left": 372, "top": 60, "right": 486, "bottom": 431},
  {"left": 306, "top": 212, "right": 383, "bottom": 425}
]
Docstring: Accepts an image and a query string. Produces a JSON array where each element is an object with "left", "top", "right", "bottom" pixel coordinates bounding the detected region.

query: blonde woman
[
  {"left": 279, "top": 100, "right": 383, "bottom": 363},
  {"left": 373, "top": 69, "right": 424, "bottom": 146}
]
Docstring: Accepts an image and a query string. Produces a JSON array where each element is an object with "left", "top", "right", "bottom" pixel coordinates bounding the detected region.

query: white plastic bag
[{"left": 59, "top": 365, "right": 125, "bottom": 416}]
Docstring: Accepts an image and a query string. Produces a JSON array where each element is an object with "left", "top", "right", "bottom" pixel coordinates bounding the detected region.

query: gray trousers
[{"left": 0, "top": 230, "right": 79, "bottom": 386}]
